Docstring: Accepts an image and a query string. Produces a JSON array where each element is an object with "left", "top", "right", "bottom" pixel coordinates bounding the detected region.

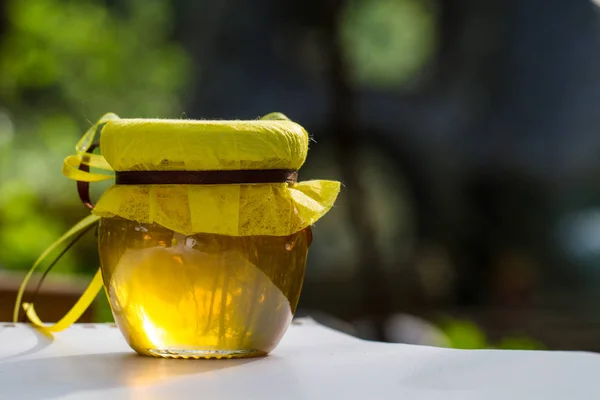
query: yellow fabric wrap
[{"left": 91, "top": 117, "right": 340, "bottom": 236}]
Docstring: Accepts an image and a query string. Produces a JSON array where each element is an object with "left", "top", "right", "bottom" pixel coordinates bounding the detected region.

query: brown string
[
  {"left": 77, "top": 143, "right": 297, "bottom": 209},
  {"left": 115, "top": 169, "right": 298, "bottom": 185},
  {"left": 77, "top": 142, "right": 99, "bottom": 210}
]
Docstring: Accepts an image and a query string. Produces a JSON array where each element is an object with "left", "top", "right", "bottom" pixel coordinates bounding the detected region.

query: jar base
[{"left": 143, "top": 348, "right": 267, "bottom": 359}]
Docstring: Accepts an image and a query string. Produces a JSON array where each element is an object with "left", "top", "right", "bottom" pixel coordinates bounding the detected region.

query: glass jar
[
  {"left": 98, "top": 217, "right": 311, "bottom": 359},
  {"left": 16, "top": 113, "right": 339, "bottom": 358}
]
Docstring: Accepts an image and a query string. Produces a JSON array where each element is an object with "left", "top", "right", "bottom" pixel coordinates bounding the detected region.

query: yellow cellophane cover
[{"left": 90, "top": 117, "right": 340, "bottom": 236}]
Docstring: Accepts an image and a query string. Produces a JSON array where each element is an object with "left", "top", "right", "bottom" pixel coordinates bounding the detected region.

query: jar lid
[{"left": 100, "top": 119, "right": 309, "bottom": 172}]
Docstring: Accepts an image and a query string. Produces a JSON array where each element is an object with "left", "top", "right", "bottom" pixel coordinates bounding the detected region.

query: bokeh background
[{"left": 2, "top": 0, "right": 600, "bottom": 351}]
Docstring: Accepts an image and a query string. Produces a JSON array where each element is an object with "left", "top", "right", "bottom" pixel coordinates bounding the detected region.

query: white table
[{"left": 0, "top": 319, "right": 598, "bottom": 399}]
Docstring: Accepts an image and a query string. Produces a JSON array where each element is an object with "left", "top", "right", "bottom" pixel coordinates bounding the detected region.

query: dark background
[{"left": 2, "top": 0, "right": 600, "bottom": 350}]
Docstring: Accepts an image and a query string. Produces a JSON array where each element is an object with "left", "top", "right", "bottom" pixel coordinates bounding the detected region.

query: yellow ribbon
[
  {"left": 22, "top": 270, "right": 104, "bottom": 333},
  {"left": 13, "top": 214, "right": 102, "bottom": 332},
  {"left": 15, "top": 114, "right": 120, "bottom": 333},
  {"left": 61, "top": 113, "right": 119, "bottom": 183}
]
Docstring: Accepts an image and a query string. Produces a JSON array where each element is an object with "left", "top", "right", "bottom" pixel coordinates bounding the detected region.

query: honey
[{"left": 98, "top": 217, "right": 310, "bottom": 358}]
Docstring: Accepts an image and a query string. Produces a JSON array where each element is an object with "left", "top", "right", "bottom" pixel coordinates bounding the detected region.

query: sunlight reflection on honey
[{"left": 98, "top": 218, "right": 309, "bottom": 358}]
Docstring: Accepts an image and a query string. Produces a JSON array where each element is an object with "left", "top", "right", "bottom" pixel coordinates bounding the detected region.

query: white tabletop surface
[{"left": 0, "top": 319, "right": 598, "bottom": 400}]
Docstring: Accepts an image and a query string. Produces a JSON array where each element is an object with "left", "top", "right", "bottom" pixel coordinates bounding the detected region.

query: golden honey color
[{"left": 98, "top": 217, "right": 310, "bottom": 359}]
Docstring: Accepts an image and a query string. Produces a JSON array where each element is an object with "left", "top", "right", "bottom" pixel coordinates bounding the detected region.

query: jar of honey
[{"left": 15, "top": 113, "right": 340, "bottom": 359}]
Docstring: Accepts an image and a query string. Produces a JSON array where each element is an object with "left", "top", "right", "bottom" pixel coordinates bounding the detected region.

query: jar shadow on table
[{"left": 0, "top": 351, "right": 260, "bottom": 399}]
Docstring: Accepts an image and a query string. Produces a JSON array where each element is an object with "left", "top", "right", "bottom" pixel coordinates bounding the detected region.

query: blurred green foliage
[
  {"left": 0, "top": 0, "right": 191, "bottom": 320},
  {"left": 0, "top": 0, "right": 190, "bottom": 270},
  {"left": 0, "top": 0, "right": 189, "bottom": 114},
  {"left": 340, "top": 0, "right": 435, "bottom": 89},
  {"left": 442, "top": 318, "right": 545, "bottom": 350}
]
